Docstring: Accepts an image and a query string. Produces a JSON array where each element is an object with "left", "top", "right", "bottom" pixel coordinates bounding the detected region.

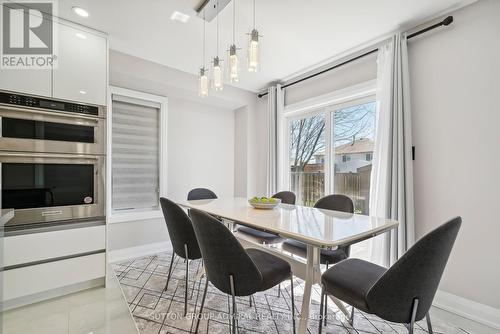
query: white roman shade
[{"left": 111, "top": 97, "right": 160, "bottom": 211}]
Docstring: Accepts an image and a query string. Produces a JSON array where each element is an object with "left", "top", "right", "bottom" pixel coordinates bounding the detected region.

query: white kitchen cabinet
[
  {"left": 3, "top": 225, "right": 105, "bottom": 267},
  {"left": 53, "top": 23, "right": 107, "bottom": 105},
  {"left": 0, "top": 8, "right": 52, "bottom": 97},
  {"left": 0, "top": 68, "right": 52, "bottom": 97}
]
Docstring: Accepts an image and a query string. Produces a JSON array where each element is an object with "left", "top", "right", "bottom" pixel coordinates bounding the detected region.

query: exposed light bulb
[
  {"left": 198, "top": 67, "right": 209, "bottom": 97},
  {"left": 228, "top": 45, "right": 239, "bottom": 82},
  {"left": 212, "top": 57, "right": 223, "bottom": 91},
  {"left": 248, "top": 29, "right": 260, "bottom": 72}
]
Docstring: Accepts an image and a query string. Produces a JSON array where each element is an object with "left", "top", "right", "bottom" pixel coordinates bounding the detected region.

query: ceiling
[{"left": 58, "top": 0, "right": 476, "bottom": 92}]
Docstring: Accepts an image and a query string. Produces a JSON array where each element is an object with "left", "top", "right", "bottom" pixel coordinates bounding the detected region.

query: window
[
  {"left": 283, "top": 88, "right": 376, "bottom": 211},
  {"left": 109, "top": 89, "right": 167, "bottom": 217}
]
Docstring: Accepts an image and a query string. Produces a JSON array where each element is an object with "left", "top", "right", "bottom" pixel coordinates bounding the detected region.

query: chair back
[
  {"left": 366, "top": 217, "right": 462, "bottom": 323},
  {"left": 314, "top": 194, "right": 354, "bottom": 213},
  {"left": 272, "top": 191, "right": 296, "bottom": 205},
  {"left": 187, "top": 188, "right": 217, "bottom": 200},
  {"left": 159, "top": 197, "right": 202, "bottom": 260},
  {"left": 314, "top": 194, "right": 354, "bottom": 258},
  {"left": 189, "top": 209, "right": 263, "bottom": 296}
]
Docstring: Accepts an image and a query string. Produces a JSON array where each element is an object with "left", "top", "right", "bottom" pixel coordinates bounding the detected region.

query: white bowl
[{"left": 248, "top": 198, "right": 281, "bottom": 210}]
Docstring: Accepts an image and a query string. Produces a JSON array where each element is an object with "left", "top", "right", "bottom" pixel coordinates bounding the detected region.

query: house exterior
[{"left": 334, "top": 138, "right": 374, "bottom": 173}]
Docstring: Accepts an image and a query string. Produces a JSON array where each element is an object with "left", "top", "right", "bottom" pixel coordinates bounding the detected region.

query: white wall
[
  {"left": 234, "top": 106, "right": 248, "bottom": 197},
  {"left": 409, "top": 0, "right": 500, "bottom": 310},
  {"left": 284, "top": 53, "right": 377, "bottom": 106},
  {"left": 167, "top": 97, "right": 234, "bottom": 200}
]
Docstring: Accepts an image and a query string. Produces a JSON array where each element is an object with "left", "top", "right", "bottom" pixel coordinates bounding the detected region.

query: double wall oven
[{"left": 0, "top": 91, "right": 106, "bottom": 229}]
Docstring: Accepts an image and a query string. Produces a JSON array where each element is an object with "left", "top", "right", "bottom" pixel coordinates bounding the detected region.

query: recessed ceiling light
[
  {"left": 75, "top": 32, "right": 87, "bottom": 39},
  {"left": 79, "top": 90, "right": 87, "bottom": 95},
  {"left": 72, "top": 6, "right": 89, "bottom": 18},
  {"left": 170, "top": 11, "right": 190, "bottom": 23}
]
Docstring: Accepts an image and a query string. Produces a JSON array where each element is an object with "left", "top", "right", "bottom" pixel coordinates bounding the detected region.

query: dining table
[{"left": 176, "top": 197, "right": 398, "bottom": 334}]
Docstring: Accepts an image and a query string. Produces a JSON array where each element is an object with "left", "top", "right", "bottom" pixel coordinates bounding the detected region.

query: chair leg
[
  {"left": 349, "top": 306, "right": 355, "bottom": 326},
  {"left": 229, "top": 275, "right": 238, "bottom": 334},
  {"left": 408, "top": 298, "right": 419, "bottom": 334},
  {"left": 249, "top": 296, "right": 252, "bottom": 307},
  {"left": 426, "top": 312, "right": 434, "bottom": 334},
  {"left": 318, "top": 288, "right": 325, "bottom": 334},
  {"left": 184, "top": 244, "right": 189, "bottom": 317},
  {"left": 164, "top": 252, "right": 176, "bottom": 292},
  {"left": 290, "top": 275, "right": 296, "bottom": 334},
  {"left": 194, "top": 278, "right": 209, "bottom": 334},
  {"left": 278, "top": 283, "right": 281, "bottom": 298},
  {"left": 324, "top": 262, "right": 329, "bottom": 326}
]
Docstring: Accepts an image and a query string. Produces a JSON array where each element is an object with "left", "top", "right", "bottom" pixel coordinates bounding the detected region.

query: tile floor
[
  {"left": 112, "top": 251, "right": 471, "bottom": 334},
  {"left": 1, "top": 268, "right": 138, "bottom": 334}
]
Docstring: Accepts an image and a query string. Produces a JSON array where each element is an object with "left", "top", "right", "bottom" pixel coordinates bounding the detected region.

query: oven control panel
[{"left": 0, "top": 92, "right": 99, "bottom": 116}]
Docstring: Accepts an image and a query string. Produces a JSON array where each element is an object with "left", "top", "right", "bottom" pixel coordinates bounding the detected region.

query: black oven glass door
[
  {"left": 2, "top": 163, "right": 94, "bottom": 209},
  {"left": 2, "top": 117, "right": 94, "bottom": 143}
]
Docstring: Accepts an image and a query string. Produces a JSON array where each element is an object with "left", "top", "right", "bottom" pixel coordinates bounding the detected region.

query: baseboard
[
  {"left": 107, "top": 241, "right": 171, "bottom": 263},
  {"left": 433, "top": 290, "right": 500, "bottom": 332}
]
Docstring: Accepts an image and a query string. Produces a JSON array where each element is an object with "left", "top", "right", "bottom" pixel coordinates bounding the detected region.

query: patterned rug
[{"left": 112, "top": 251, "right": 468, "bottom": 334}]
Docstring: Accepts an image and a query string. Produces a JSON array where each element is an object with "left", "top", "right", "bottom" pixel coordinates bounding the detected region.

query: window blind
[{"left": 112, "top": 100, "right": 160, "bottom": 211}]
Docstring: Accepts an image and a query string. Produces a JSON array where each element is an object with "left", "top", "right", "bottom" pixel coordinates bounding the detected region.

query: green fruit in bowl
[
  {"left": 251, "top": 197, "right": 259, "bottom": 203},
  {"left": 269, "top": 198, "right": 277, "bottom": 203}
]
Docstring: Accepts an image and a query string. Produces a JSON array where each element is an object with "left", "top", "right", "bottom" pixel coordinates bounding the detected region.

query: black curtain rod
[{"left": 258, "top": 15, "right": 453, "bottom": 98}]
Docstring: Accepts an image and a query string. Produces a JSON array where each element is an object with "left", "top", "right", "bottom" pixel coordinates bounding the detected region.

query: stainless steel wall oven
[{"left": 0, "top": 91, "right": 106, "bottom": 228}]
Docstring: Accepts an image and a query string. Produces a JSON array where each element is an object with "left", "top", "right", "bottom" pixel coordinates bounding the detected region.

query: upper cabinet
[
  {"left": 53, "top": 24, "right": 107, "bottom": 106},
  {"left": 0, "top": 16, "right": 107, "bottom": 106}
]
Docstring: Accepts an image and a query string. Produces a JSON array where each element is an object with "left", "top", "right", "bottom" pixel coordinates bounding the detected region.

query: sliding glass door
[
  {"left": 285, "top": 97, "right": 376, "bottom": 212},
  {"left": 289, "top": 113, "right": 326, "bottom": 206}
]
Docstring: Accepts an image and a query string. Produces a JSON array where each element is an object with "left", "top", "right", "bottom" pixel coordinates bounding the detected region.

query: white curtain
[
  {"left": 370, "top": 33, "right": 415, "bottom": 267},
  {"left": 266, "top": 84, "right": 284, "bottom": 196}
]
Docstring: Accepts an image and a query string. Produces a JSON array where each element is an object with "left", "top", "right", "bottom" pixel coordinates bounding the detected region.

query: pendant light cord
[
  {"left": 253, "top": 0, "right": 256, "bottom": 29},
  {"left": 232, "top": 0, "right": 236, "bottom": 43},
  {"left": 216, "top": 1, "right": 219, "bottom": 57},
  {"left": 203, "top": 14, "right": 206, "bottom": 68}
]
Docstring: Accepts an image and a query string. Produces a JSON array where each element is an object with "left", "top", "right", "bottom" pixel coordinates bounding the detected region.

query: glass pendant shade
[
  {"left": 228, "top": 45, "right": 239, "bottom": 82},
  {"left": 198, "top": 67, "right": 209, "bottom": 97},
  {"left": 212, "top": 57, "right": 223, "bottom": 91},
  {"left": 247, "top": 29, "right": 260, "bottom": 72}
]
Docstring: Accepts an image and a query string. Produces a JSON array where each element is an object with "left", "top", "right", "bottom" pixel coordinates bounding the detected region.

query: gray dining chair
[
  {"left": 189, "top": 209, "right": 296, "bottom": 334},
  {"left": 159, "top": 197, "right": 202, "bottom": 316},
  {"left": 318, "top": 216, "right": 462, "bottom": 334},
  {"left": 187, "top": 187, "right": 217, "bottom": 200},
  {"left": 237, "top": 191, "right": 296, "bottom": 244},
  {"left": 282, "top": 193, "right": 354, "bottom": 323}
]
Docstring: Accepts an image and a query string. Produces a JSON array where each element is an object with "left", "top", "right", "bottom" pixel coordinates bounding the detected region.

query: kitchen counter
[{"left": 0, "top": 209, "right": 14, "bottom": 227}]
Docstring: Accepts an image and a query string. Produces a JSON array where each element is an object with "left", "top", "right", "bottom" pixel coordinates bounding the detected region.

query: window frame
[
  {"left": 106, "top": 86, "right": 168, "bottom": 224},
  {"left": 280, "top": 80, "right": 376, "bottom": 200}
]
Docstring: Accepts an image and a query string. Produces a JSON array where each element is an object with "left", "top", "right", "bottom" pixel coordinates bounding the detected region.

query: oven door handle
[
  {"left": 0, "top": 106, "right": 100, "bottom": 126},
  {"left": 0, "top": 152, "right": 100, "bottom": 160}
]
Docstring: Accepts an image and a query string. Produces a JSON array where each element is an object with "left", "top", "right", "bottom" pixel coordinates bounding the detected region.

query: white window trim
[
  {"left": 106, "top": 86, "right": 168, "bottom": 224},
  {"left": 279, "top": 80, "right": 376, "bottom": 195}
]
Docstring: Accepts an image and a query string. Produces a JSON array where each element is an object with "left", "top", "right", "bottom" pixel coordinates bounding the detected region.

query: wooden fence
[{"left": 291, "top": 165, "right": 372, "bottom": 214}]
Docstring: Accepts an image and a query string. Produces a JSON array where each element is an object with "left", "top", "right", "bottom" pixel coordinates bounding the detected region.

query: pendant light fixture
[
  {"left": 212, "top": 1, "right": 223, "bottom": 91},
  {"left": 227, "top": 0, "right": 239, "bottom": 82},
  {"left": 247, "top": 0, "right": 261, "bottom": 72},
  {"left": 198, "top": 14, "right": 209, "bottom": 97}
]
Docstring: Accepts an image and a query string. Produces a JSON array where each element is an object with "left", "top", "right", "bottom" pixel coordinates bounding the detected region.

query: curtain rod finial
[{"left": 443, "top": 16, "right": 453, "bottom": 26}]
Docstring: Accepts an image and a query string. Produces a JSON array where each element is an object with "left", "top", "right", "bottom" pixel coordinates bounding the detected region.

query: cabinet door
[
  {"left": 0, "top": 68, "right": 52, "bottom": 97},
  {"left": 0, "top": 10, "right": 52, "bottom": 96},
  {"left": 53, "top": 24, "right": 107, "bottom": 105}
]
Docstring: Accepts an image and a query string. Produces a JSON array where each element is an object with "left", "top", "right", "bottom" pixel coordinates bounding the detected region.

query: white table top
[{"left": 176, "top": 197, "right": 398, "bottom": 249}]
